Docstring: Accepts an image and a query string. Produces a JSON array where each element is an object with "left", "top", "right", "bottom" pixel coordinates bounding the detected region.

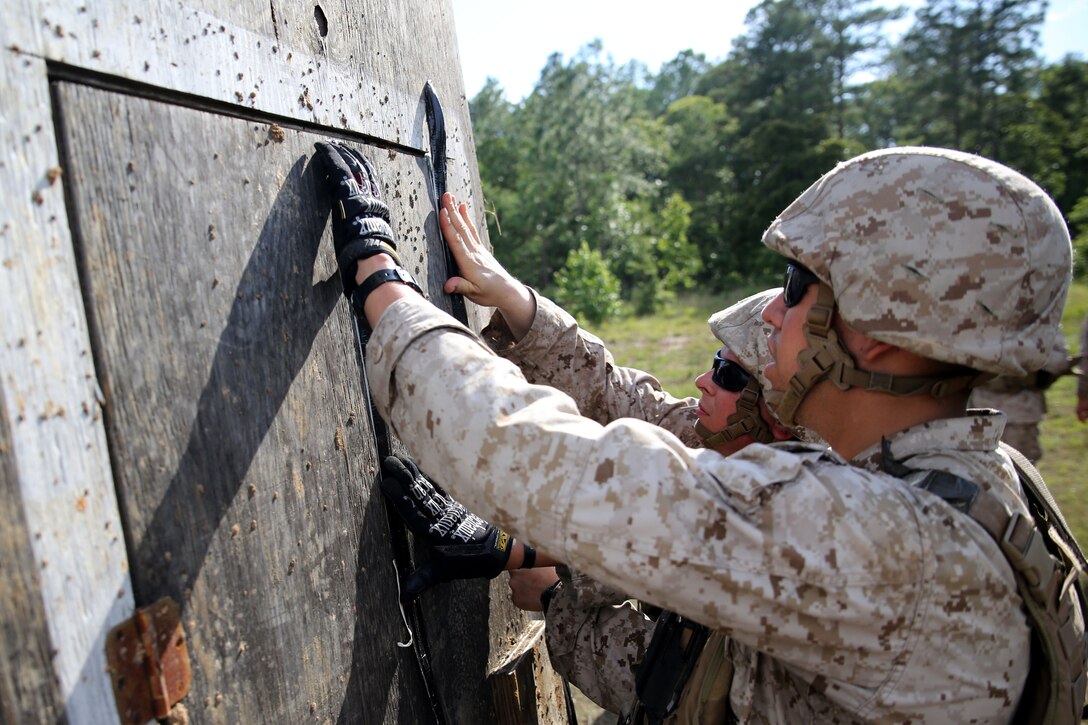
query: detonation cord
[
  {"left": 423, "top": 80, "right": 468, "bottom": 326},
  {"left": 352, "top": 307, "right": 448, "bottom": 724}
]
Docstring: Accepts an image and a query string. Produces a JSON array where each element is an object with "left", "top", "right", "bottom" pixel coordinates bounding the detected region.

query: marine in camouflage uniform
[
  {"left": 967, "top": 338, "right": 1071, "bottom": 462},
  {"left": 316, "top": 144, "right": 1076, "bottom": 722},
  {"left": 1078, "top": 313, "right": 1088, "bottom": 423},
  {"left": 484, "top": 291, "right": 697, "bottom": 715},
  {"left": 485, "top": 289, "right": 784, "bottom": 713}
]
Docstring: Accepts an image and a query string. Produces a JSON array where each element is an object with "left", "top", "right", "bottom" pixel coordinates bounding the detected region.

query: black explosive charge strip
[{"left": 343, "top": 82, "right": 470, "bottom": 725}]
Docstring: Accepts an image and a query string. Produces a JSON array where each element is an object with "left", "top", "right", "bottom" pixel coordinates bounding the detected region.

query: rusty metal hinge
[{"left": 105, "top": 596, "right": 191, "bottom": 724}]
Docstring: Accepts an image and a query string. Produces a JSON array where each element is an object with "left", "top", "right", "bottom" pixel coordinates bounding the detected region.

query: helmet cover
[{"left": 762, "top": 147, "right": 1071, "bottom": 376}]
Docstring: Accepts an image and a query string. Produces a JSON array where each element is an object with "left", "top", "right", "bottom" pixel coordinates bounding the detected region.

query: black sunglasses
[
  {"left": 711, "top": 351, "right": 752, "bottom": 392},
  {"left": 783, "top": 262, "right": 820, "bottom": 308}
]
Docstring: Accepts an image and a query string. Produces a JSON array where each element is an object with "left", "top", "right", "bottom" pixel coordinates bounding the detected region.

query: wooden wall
[{"left": 0, "top": 2, "right": 565, "bottom": 722}]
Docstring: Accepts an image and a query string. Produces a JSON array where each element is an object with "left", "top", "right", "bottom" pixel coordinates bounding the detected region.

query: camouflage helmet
[
  {"left": 762, "top": 146, "right": 1072, "bottom": 377},
  {"left": 696, "top": 289, "right": 779, "bottom": 447},
  {"left": 708, "top": 288, "right": 777, "bottom": 397}
]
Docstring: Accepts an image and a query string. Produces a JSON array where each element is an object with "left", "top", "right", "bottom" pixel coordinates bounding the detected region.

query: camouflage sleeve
[
  {"left": 1080, "top": 314, "right": 1088, "bottom": 399},
  {"left": 543, "top": 566, "right": 652, "bottom": 714},
  {"left": 366, "top": 299, "right": 1027, "bottom": 713},
  {"left": 553, "top": 564, "right": 629, "bottom": 607},
  {"left": 481, "top": 290, "right": 701, "bottom": 446}
]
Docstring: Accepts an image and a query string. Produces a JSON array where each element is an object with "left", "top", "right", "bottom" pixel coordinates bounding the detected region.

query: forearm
[
  {"left": 484, "top": 294, "right": 700, "bottom": 443},
  {"left": 356, "top": 255, "right": 416, "bottom": 324},
  {"left": 504, "top": 541, "right": 561, "bottom": 570},
  {"left": 491, "top": 284, "right": 536, "bottom": 342},
  {"left": 365, "top": 299, "right": 953, "bottom": 685}
]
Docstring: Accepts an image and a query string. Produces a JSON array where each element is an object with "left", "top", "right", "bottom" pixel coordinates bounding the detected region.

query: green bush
[
  {"left": 1069, "top": 194, "right": 1088, "bottom": 279},
  {"left": 605, "top": 194, "right": 701, "bottom": 315},
  {"left": 553, "top": 242, "right": 624, "bottom": 325}
]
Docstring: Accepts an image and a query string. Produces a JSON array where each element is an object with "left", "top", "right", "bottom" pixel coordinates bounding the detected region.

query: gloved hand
[
  {"left": 380, "top": 455, "right": 513, "bottom": 602},
  {"left": 312, "top": 141, "right": 402, "bottom": 298}
]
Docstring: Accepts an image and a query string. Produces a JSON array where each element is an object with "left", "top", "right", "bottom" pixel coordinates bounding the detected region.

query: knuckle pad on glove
[{"left": 351, "top": 218, "right": 395, "bottom": 239}]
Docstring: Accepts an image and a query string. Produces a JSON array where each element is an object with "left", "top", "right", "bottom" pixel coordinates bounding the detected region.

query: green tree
[
  {"left": 1069, "top": 195, "right": 1088, "bottom": 278},
  {"left": 813, "top": 0, "right": 907, "bottom": 138},
  {"left": 660, "top": 95, "right": 734, "bottom": 279},
  {"left": 467, "top": 0, "right": 1080, "bottom": 298},
  {"left": 849, "top": 71, "right": 924, "bottom": 150},
  {"left": 606, "top": 194, "right": 701, "bottom": 315},
  {"left": 553, "top": 242, "right": 623, "bottom": 324},
  {"left": 469, "top": 77, "right": 523, "bottom": 260},
  {"left": 890, "top": 0, "right": 1046, "bottom": 156},
  {"left": 698, "top": 0, "right": 843, "bottom": 284},
  {"left": 471, "top": 42, "right": 667, "bottom": 296},
  {"left": 642, "top": 50, "right": 712, "bottom": 117},
  {"left": 654, "top": 193, "right": 702, "bottom": 293},
  {"left": 1032, "top": 58, "right": 1088, "bottom": 224}
]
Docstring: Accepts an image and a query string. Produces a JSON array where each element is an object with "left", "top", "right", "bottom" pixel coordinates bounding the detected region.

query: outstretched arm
[{"left": 351, "top": 193, "right": 531, "bottom": 335}]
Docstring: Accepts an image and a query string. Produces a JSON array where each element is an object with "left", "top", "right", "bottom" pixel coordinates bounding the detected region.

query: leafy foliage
[
  {"left": 552, "top": 242, "right": 624, "bottom": 325},
  {"left": 468, "top": 0, "right": 1086, "bottom": 319},
  {"left": 1069, "top": 195, "right": 1088, "bottom": 279}
]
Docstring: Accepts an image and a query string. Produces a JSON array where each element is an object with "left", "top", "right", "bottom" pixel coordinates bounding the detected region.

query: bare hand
[
  {"left": 507, "top": 567, "right": 559, "bottom": 612},
  {"left": 1077, "top": 395, "right": 1088, "bottom": 423},
  {"left": 439, "top": 193, "right": 535, "bottom": 339}
]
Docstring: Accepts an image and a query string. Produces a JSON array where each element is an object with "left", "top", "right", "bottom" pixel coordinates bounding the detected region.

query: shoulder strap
[
  {"left": 631, "top": 611, "right": 710, "bottom": 724},
  {"left": 910, "top": 445, "right": 1088, "bottom": 724},
  {"left": 1000, "top": 442, "right": 1088, "bottom": 572}
]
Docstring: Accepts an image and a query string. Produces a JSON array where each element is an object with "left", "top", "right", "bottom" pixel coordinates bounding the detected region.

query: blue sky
[{"left": 450, "top": 0, "right": 1088, "bottom": 102}]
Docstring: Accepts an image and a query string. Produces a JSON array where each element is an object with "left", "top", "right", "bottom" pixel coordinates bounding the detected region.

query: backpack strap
[
  {"left": 999, "top": 443, "right": 1087, "bottom": 571},
  {"left": 629, "top": 611, "right": 711, "bottom": 724},
  {"left": 901, "top": 441, "right": 1088, "bottom": 724},
  {"left": 998, "top": 443, "right": 1088, "bottom": 724}
]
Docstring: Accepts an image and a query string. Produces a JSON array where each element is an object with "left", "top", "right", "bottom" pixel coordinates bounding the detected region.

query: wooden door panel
[{"left": 53, "top": 81, "right": 446, "bottom": 723}]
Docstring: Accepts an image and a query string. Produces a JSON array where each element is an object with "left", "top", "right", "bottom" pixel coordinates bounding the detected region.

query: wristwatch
[{"left": 351, "top": 266, "right": 423, "bottom": 318}]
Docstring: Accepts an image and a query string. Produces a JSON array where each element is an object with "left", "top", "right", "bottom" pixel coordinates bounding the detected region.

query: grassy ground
[
  {"left": 1036, "top": 280, "right": 1088, "bottom": 544},
  {"left": 586, "top": 281, "right": 1088, "bottom": 542},
  {"left": 588, "top": 288, "right": 760, "bottom": 402}
]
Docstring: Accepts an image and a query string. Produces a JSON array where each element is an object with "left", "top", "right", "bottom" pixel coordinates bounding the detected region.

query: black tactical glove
[
  {"left": 313, "top": 141, "right": 402, "bottom": 298},
  {"left": 380, "top": 456, "right": 513, "bottom": 602}
]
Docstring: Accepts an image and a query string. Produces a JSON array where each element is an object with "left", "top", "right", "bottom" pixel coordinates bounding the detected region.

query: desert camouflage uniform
[
  {"left": 968, "top": 386, "right": 1046, "bottom": 461},
  {"left": 481, "top": 292, "right": 702, "bottom": 444},
  {"left": 968, "top": 338, "right": 1071, "bottom": 461},
  {"left": 1079, "top": 313, "right": 1088, "bottom": 402},
  {"left": 482, "top": 291, "right": 700, "bottom": 712},
  {"left": 537, "top": 564, "right": 649, "bottom": 714},
  {"left": 484, "top": 290, "right": 794, "bottom": 713},
  {"left": 366, "top": 297, "right": 1031, "bottom": 722}
]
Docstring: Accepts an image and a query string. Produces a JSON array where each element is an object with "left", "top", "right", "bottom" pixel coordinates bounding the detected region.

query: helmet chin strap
[
  {"left": 771, "top": 283, "right": 987, "bottom": 428},
  {"left": 694, "top": 377, "right": 774, "bottom": 448}
]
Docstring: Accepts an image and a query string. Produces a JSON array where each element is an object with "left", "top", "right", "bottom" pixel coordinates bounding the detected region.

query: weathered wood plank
[
  {"left": 0, "top": 51, "right": 134, "bottom": 725},
  {"left": 52, "top": 81, "right": 465, "bottom": 723},
  {"left": 6, "top": 0, "right": 475, "bottom": 154},
  {"left": 3, "top": 1, "right": 555, "bottom": 721},
  {"left": 0, "top": 384, "right": 65, "bottom": 724}
]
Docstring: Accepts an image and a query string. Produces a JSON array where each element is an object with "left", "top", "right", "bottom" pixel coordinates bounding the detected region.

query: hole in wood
[{"left": 314, "top": 5, "right": 328, "bottom": 37}]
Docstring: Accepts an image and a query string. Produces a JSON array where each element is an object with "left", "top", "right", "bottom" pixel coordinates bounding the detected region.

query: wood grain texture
[
  {"left": 8, "top": 0, "right": 474, "bottom": 153},
  {"left": 0, "top": 384, "right": 65, "bottom": 725},
  {"left": 0, "top": 51, "right": 133, "bottom": 725},
  {"left": 3, "top": 1, "right": 552, "bottom": 721},
  {"left": 54, "top": 82, "right": 442, "bottom": 723},
  {"left": 52, "top": 80, "right": 542, "bottom": 723}
]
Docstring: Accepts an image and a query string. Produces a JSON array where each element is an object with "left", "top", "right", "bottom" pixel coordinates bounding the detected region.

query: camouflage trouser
[{"left": 1001, "top": 423, "right": 1042, "bottom": 463}]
